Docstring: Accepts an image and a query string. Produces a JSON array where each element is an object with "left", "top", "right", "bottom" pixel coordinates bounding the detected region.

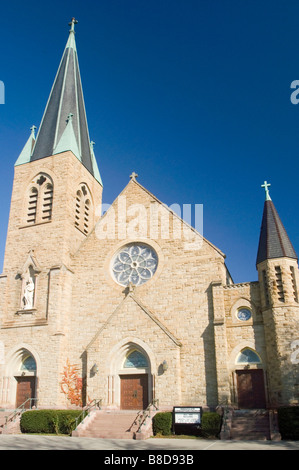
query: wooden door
[
  {"left": 236, "top": 370, "right": 266, "bottom": 409},
  {"left": 120, "top": 374, "right": 148, "bottom": 410},
  {"left": 16, "top": 377, "right": 36, "bottom": 408}
]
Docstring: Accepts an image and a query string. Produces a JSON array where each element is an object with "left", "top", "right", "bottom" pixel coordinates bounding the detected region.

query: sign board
[{"left": 173, "top": 407, "right": 202, "bottom": 426}]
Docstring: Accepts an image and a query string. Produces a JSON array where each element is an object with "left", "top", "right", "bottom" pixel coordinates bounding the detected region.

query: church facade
[{"left": 0, "top": 20, "right": 298, "bottom": 411}]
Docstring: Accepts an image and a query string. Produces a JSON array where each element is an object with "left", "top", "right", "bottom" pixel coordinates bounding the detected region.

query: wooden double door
[
  {"left": 16, "top": 377, "right": 36, "bottom": 408},
  {"left": 236, "top": 369, "right": 266, "bottom": 409},
  {"left": 120, "top": 374, "right": 149, "bottom": 410}
]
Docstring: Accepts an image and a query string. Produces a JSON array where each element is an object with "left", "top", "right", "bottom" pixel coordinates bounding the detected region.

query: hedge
[
  {"left": 201, "top": 412, "right": 222, "bottom": 438},
  {"left": 20, "top": 410, "right": 82, "bottom": 435},
  {"left": 277, "top": 407, "right": 299, "bottom": 440},
  {"left": 152, "top": 411, "right": 222, "bottom": 438},
  {"left": 152, "top": 412, "right": 172, "bottom": 436}
]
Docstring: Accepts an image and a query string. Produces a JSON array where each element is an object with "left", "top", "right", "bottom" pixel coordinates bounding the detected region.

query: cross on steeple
[
  {"left": 261, "top": 180, "right": 272, "bottom": 201},
  {"left": 130, "top": 172, "right": 138, "bottom": 181},
  {"left": 69, "top": 17, "right": 78, "bottom": 33}
]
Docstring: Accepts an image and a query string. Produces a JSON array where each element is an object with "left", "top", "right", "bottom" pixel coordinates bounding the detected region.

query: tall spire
[
  {"left": 25, "top": 18, "right": 102, "bottom": 185},
  {"left": 256, "top": 181, "right": 297, "bottom": 265}
]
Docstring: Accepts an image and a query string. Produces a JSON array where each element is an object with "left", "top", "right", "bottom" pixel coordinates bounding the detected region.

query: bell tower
[
  {"left": 256, "top": 181, "right": 299, "bottom": 406},
  {"left": 0, "top": 19, "right": 103, "bottom": 407}
]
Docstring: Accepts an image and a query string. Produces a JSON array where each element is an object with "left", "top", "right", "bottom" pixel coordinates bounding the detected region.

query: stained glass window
[
  {"left": 237, "top": 308, "right": 252, "bottom": 321},
  {"left": 236, "top": 348, "right": 261, "bottom": 364},
  {"left": 20, "top": 355, "right": 36, "bottom": 371},
  {"left": 112, "top": 244, "right": 158, "bottom": 286},
  {"left": 124, "top": 351, "right": 148, "bottom": 368}
]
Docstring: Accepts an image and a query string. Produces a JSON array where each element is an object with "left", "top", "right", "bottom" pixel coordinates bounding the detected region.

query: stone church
[{"left": 0, "top": 19, "right": 298, "bottom": 412}]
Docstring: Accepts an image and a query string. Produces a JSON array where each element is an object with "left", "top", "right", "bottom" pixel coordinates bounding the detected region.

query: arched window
[
  {"left": 123, "top": 350, "right": 148, "bottom": 369},
  {"left": 20, "top": 355, "right": 36, "bottom": 372},
  {"left": 26, "top": 173, "right": 53, "bottom": 225},
  {"left": 74, "top": 184, "right": 92, "bottom": 235},
  {"left": 236, "top": 348, "right": 261, "bottom": 365}
]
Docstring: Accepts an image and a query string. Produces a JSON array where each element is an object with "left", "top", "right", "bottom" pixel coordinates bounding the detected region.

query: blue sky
[{"left": 0, "top": 0, "right": 298, "bottom": 283}]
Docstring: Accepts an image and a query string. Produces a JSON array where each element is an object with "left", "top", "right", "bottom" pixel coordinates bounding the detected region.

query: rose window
[{"left": 112, "top": 244, "right": 158, "bottom": 286}]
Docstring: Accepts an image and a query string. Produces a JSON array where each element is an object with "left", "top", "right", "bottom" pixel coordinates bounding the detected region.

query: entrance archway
[
  {"left": 4, "top": 346, "right": 38, "bottom": 408},
  {"left": 235, "top": 348, "right": 266, "bottom": 409},
  {"left": 108, "top": 340, "right": 154, "bottom": 410}
]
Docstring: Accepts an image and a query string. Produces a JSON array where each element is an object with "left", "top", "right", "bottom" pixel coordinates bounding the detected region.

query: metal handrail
[
  {"left": 136, "top": 398, "right": 159, "bottom": 433},
  {"left": 4, "top": 397, "right": 38, "bottom": 428},
  {"left": 74, "top": 398, "right": 102, "bottom": 430},
  {"left": 216, "top": 398, "right": 229, "bottom": 433}
]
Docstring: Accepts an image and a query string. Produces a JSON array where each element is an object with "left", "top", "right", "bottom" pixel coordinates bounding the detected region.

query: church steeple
[
  {"left": 256, "top": 181, "right": 297, "bottom": 266},
  {"left": 19, "top": 18, "right": 102, "bottom": 185}
]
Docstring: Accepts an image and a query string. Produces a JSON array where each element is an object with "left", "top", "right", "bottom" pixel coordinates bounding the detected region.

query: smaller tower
[{"left": 257, "top": 181, "right": 299, "bottom": 406}]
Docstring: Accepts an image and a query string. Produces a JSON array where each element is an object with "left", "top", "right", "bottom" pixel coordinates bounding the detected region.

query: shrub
[
  {"left": 277, "top": 407, "right": 299, "bottom": 440},
  {"left": 153, "top": 412, "right": 173, "bottom": 436},
  {"left": 201, "top": 412, "right": 222, "bottom": 438},
  {"left": 20, "top": 410, "right": 82, "bottom": 435}
]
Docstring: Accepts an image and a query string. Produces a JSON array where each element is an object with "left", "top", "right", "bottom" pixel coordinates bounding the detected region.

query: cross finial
[
  {"left": 130, "top": 171, "right": 138, "bottom": 181},
  {"left": 69, "top": 17, "right": 78, "bottom": 33},
  {"left": 30, "top": 125, "right": 37, "bottom": 137},
  {"left": 261, "top": 180, "right": 272, "bottom": 201}
]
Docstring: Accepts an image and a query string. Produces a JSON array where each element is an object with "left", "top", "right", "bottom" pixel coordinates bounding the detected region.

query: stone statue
[{"left": 22, "top": 269, "right": 35, "bottom": 310}]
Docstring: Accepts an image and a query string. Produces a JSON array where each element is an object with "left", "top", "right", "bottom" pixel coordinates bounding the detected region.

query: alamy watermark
[
  {"left": 290, "top": 80, "right": 299, "bottom": 104},
  {"left": 0, "top": 81, "right": 4, "bottom": 104},
  {"left": 95, "top": 196, "right": 204, "bottom": 251}
]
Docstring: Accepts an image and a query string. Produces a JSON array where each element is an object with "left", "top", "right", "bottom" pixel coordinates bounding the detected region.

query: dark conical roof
[
  {"left": 256, "top": 198, "right": 297, "bottom": 266},
  {"left": 25, "top": 19, "right": 102, "bottom": 185}
]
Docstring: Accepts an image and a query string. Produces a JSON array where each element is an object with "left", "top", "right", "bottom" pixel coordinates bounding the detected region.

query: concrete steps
[
  {"left": 0, "top": 410, "right": 21, "bottom": 435},
  {"left": 230, "top": 409, "right": 271, "bottom": 440},
  {"left": 0, "top": 411, "right": 9, "bottom": 433},
  {"left": 73, "top": 410, "right": 141, "bottom": 439}
]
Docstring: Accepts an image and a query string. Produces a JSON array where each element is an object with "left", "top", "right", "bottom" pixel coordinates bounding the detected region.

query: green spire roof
[
  {"left": 16, "top": 18, "right": 102, "bottom": 186},
  {"left": 15, "top": 126, "right": 36, "bottom": 166}
]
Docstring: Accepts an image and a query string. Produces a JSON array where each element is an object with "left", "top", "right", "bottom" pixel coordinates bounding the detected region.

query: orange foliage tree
[{"left": 60, "top": 359, "right": 83, "bottom": 407}]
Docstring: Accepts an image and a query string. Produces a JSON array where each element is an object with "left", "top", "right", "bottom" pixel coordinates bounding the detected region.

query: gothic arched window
[
  {"left": 74, "top": 184, "right": 92, "bottom": 235},
  {"left": 236, "top": 348, "right": 261, "bottom": 365},
  {"left": 124, "top": 350, "right": 148, "bottom": 369},
  {"left": 26, "top": 173, "right": 53, "bottom": 225}
]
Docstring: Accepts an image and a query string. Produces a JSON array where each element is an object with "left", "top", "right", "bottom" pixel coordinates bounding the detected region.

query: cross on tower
[{"left": 261, "top": 180, "right": 272, "bottom": 201}]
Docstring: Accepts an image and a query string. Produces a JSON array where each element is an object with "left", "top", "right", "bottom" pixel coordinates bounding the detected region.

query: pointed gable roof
[
  {"left": 27, "top": 18, "right": 102, "bottom": 185},
  {"left": 256, "top": 182, "right": 297, "bottom": 265}
]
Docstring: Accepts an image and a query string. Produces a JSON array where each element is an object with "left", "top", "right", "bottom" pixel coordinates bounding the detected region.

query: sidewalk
[{"left": 0, "top": 435, "right": 299, "bottom": 451}]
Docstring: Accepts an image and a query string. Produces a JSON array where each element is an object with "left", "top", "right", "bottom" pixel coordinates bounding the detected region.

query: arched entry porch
[
  {"left": 107, "top": 339, "right": 156, "bottom": 410},
  {"left": 3, "top": 346, "right": 39, "bottom": 408},
  {"left": 229, "top": 345, "right": 267, "bottom": 409}
]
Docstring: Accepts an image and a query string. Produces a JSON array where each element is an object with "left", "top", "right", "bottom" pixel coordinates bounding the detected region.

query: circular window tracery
[
  {"left": 112, "top": 243, "right": 158, "bottom": 286},
  {"left": 237, "top": 308, "right": 252, "bottom": 322}
]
